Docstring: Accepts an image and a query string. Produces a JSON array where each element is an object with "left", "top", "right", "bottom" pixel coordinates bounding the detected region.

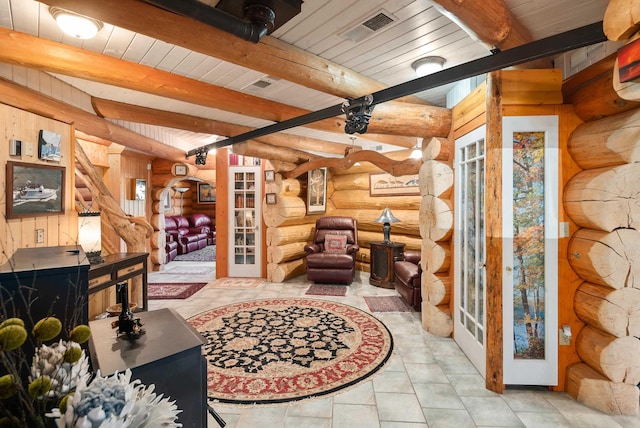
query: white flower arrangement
[
  {"left": 46, "top": 369, "right": 182, "bottom": 427},
  {"left": 0, "top": 316, "right": 182, "bottom": 427}
]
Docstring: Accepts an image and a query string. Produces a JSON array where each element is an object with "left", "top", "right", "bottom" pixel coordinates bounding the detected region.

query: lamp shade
[
  {"left": 78, "top": 211, "right": 103, "bottom": 264},
  {"left": 375, "top": 208, "right": 400, "bottom": 224},
  {"left": 411, "top": 56, "right": 445, "bottom": 77}
]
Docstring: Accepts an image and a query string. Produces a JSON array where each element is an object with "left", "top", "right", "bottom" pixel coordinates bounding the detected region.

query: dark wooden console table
[
  {"left": 369, "top": 241, "right": 405, "bottom": 288},
  {"left": 88, "top": 253, "right": 148, "bottom": 315},
  {"left": 88, "top": 308, "right": 207, "bottom": 427}
]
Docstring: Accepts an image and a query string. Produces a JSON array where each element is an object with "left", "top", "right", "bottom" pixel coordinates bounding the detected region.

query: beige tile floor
[{"left": 149, "top": 261, "right": 640, "bottom": 428}]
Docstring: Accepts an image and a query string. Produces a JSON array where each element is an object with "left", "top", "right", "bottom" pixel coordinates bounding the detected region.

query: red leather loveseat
[{"left": 165, "top": 214, "right": 215, "bottom": 262}]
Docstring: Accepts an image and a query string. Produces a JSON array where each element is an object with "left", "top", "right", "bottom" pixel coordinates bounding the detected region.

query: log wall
[{"left": 561, "top": 5, "right": 640, "bottom": 414}]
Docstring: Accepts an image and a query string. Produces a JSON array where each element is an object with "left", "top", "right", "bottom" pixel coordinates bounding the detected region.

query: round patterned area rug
[{"left": 188, "top": 298, "right": 394, "bottom": 405}]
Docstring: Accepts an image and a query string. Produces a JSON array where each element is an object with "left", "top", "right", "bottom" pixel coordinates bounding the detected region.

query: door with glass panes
[{"left": 228, "top": 166, "right": 261, "bottom": 277}]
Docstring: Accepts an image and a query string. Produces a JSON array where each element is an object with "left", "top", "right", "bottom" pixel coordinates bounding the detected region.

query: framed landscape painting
[
  {"left": 198, "top": 183, "right": 216, "bottom": 203},
  {"left": 6, "top": 161, "right": 65, "bottom": 219}
]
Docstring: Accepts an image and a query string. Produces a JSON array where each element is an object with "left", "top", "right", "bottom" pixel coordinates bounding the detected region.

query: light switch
[
  {"left": 25, "top": 142, "right": 34, "bottom": 156},
  {"left": 559, "top": 222, "right": 570, "bottom": 238}
]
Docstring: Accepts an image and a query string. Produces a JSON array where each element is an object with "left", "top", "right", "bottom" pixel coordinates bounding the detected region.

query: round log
[
  {"left": 569, "top": 108, "right": 640, "bottom": 169},
  {"left": 422, "top": 239, "right": 451, "bottom": 273},
  {"left": 418, "top": 160, "right": 453, "bottom": 198},
  {"left": 358, "top": 230, "right": 422, "bottom": 251},
  {"left": 331, "top": 209, "right": 420, "bottom": 236},
  {"left": 268, "top": 258, "right": 306, "bottom": 283},
  {"left": 150, "top": 248, "right": 165, "bottom": 266},
  {"left": 422, "top": 272, "right": 451, "bottom": 305},
  {"left": 150, "top": 230, "right": 166, "bottom": 250},
  {"left": 564, "top": 163, "right": 640, "bottom": 232},
  {"left": 576, "top": 325, "right": 640, "bottom": 384},
  {"left": 568, "top": 228, "right": 640, "bottom": 289},
  {"left": 574, "top": 282, "right": 640, "bottom": 337},
  {"left": 422, "top": 137, "right": 452, "bottom": 161},
  {"left": 263, "top": 195, "right": 307, "bottom": 227},
  {"left": 267, "top": 242, "right": 307, "bottom": 264},
  {"left": 566, "top": 362, "right": 640, "bottom": 416},
  {"left": 421, "top": 301, "right": 452, "bottom": 337},
  {"left": 332, "top": 172, "right": 370, "bottom": 191},
  {"left": 604, "top": 0, "right": 640, "bottom": 41},
  {"left": 266, "top": 224, "right": 314, "bottom": 246},
  {"left": 419, "top": 195, "right": 453, "bottom": 242},
  {"left": 330, "top": 189, "right": 421, "bottom": 210},
  {"left": 150, "top": 214, "right": 165, "bottom": 231},
  {"left": 274, "top": 175, "right": 304, "bottom": 197}
]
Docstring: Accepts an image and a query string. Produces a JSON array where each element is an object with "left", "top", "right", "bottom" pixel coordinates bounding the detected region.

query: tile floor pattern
[{"left": 149, "top": 262, "right": 640, "bottom": 428}]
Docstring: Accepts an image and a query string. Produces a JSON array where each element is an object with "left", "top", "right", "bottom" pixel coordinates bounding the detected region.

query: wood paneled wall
[{"left": 0, "top": 104, "right": 76, "bottom": 264}]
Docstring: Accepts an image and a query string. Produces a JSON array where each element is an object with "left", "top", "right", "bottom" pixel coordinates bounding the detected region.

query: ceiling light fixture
[
  {"left": 49, "top": 7, "right": 103, "bottom": 39},
  {"left": 411, "top": 56, "right": 445, "bottom": 77}
]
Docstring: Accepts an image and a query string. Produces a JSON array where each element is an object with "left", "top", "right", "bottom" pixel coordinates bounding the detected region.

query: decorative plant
[{"left": 0, "top": 284, "right": 182, "bottom": 427}]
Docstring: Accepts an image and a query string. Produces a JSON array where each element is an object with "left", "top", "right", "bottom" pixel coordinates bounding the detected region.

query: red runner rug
[
  {"left": 364, "top": 296, "right": 413, "bottom": 312},
  {"left": 188, "top": 298, "right": 393, "bottom": 405},
  {"left": 305, "top": 284, "right": 348, "bottom": 296},
  {"left": 147, "top": 282, "right": 207, "bottom": 300}
]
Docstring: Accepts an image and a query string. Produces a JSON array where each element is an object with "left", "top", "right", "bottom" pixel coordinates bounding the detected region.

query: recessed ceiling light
[
  {"left": 411, "top": 56, "right": 446, "bottom": 77},
  {"left": 49, "top": 7, "right": 103, "bottom": 40}
]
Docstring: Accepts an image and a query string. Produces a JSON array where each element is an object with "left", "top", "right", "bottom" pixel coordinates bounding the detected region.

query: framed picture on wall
[
  {"left": 133, "top": 179, "right": 146, "bottom": 200},
  {"left": 38, "top": 130, "right": 62, "bottom": 162},
  {"left": 307, "top": 167, "right": 327, "bottom": 214},
  {"left": 369, "top": 173, "right": 420, "bottom": 197},
  {"left": 266, "top": 193, "right": 277, "bottom": 204},
  {"left": 265, "top": 170, "right": 275, "bottom": 182},
  {"left": 6, "top": 161, "right": 65, "bottom": 219},
  {"left": 197, "top": 182, "right": 216, "bottom": 203}
]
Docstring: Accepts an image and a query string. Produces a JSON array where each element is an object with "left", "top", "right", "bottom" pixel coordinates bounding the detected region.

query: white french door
[
  {"left": 502, "top": 116, "right": 558, "bottom": 385},
  {"left": 454, "top": 125, "right": 486, "bottom": 377},
  {"left": 228, "top": 166, "right": 261, "bottom": 277}
]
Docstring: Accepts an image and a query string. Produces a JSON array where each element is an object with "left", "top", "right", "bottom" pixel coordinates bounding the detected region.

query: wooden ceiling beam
[
  {"left": 0, "top": 77, "right": 199, "bottom": 165},
  {"left": 91, "top": 97, "right": 351, "bottom": 155},
  {"left": 0, "top": 29, "right": 444, "bottom": 145},
  {"left": 431, "top": 0, "right": 551, "bottom": 68},
  {"left": 39, "top": 0, "right": 427, "bottom": 105}
]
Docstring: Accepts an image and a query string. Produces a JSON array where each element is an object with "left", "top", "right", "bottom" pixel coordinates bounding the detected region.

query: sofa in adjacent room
[{"left": 165, "top": 214, "right": 213, "bottom": 256}]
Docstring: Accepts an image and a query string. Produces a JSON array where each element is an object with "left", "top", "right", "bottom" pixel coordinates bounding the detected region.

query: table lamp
[{"left": 375, "top": 208, "right": 400, "bottom": 244}]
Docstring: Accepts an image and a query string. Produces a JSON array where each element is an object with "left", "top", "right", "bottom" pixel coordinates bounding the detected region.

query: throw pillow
[{"left": 325, "top": 234, "right": 347, "bottom": 254}]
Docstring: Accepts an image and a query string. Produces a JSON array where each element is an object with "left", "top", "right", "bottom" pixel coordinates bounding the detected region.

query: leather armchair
[
  {"left": 394, "top": 250, "right": 422, "bottom": 311},
  {"left": 304, "top": 216, "right": 359, "bottom": 284}
]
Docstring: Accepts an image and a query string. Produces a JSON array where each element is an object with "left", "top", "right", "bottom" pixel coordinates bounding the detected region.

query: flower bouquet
[{"left": 0, "top": 313, "right": 182, "bottom": 426}]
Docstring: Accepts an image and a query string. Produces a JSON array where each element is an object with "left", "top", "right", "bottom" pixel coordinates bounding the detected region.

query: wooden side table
[{"left": 369, "top": 241, "right": 405, "bottom": 288}]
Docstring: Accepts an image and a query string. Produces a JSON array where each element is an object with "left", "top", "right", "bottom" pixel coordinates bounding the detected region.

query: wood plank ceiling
[{"left": 0, "top": 0, "right": 610, "bottom": 158}]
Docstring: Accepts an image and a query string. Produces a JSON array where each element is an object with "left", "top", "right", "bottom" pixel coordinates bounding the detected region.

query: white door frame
[
  {"left": 454, "top": 125, "right": 487, "bottom": 378},
  {"left": 502, "top": 116, "right": 558, "bottom": 386}
]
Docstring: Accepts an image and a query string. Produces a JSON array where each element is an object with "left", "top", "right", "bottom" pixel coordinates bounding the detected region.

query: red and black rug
[{"left": 188, "top": 298, "right": 393, "bottom": 405}]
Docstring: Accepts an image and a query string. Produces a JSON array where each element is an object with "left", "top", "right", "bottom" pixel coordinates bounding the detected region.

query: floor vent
[{"left": 341, "top": 10, "right": 396, "bottom": 43}]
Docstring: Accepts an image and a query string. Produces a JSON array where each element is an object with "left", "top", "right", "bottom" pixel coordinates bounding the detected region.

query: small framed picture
[
  {"left": 198, "top": 182, "right": 216, "bottom": 204},
  {"left": 266, "top": 193, "right": 277, "bottom": 205},
  {"left": 265, "top": 170, "right": 275, "bottom": 182},
  {"left": 133, "top": 178, "right": 146, "bottom": 200},
  {"left": 38, "top": 130, "right": 62, "bottom": 162},
  {"left": 174, "top": 164, "right": 187, "bottom": 176}
]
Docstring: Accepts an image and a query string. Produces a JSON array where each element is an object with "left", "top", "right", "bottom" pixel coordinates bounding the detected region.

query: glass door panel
[{"left": 229, "top": 167, "right": 261, "bottom": 277}]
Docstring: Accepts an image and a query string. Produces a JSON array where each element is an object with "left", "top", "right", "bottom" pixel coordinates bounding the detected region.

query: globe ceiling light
[
  {"left": 410, "top": 138, "right": 422, "bottom": 159},
  {"left": 411, "top": 56, "right": 446, "bottom": 77},
  {"left": 49, "top": 7, "right": 103, "bottom": 39}
]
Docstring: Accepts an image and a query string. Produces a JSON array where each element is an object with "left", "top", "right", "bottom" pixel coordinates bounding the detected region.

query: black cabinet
[
  {"left": 0, "top": 245, "right": 90, "bottom": 325},
  {"left": 88, "top": 308, "right": 207, "bottom": 428},
  {"left": 369, "top": 241, "right": 405, "bottom": 288}
]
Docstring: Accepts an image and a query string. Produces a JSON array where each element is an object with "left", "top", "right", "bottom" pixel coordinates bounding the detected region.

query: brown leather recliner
[
  {"left": 304, "top": 216, "right": 359, "bottom": 284},
  {"left": 394, "top": 250, "right": 422, "bottom": 311}
]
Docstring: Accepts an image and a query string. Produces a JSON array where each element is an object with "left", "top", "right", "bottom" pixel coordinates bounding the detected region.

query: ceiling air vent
[
  {"left": 340, "top": 10, "right": 396, "bottom": 43},
  {"left": 252, "top": 80, "right": 272, "bottom": 89}
]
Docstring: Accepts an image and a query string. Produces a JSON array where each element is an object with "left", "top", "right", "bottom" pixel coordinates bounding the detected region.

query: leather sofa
[
  {"left": 187, "top": 214, "right": 216, "bottom": 245},
  {"left": 165, "top": 215, "right": 211, "bottom": 255},
  {"left": 304, "top": 216, "right": 359, "bottom": 284},
  {"left": 394, "top": 250, "right": 422, "bottom": 311}
]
